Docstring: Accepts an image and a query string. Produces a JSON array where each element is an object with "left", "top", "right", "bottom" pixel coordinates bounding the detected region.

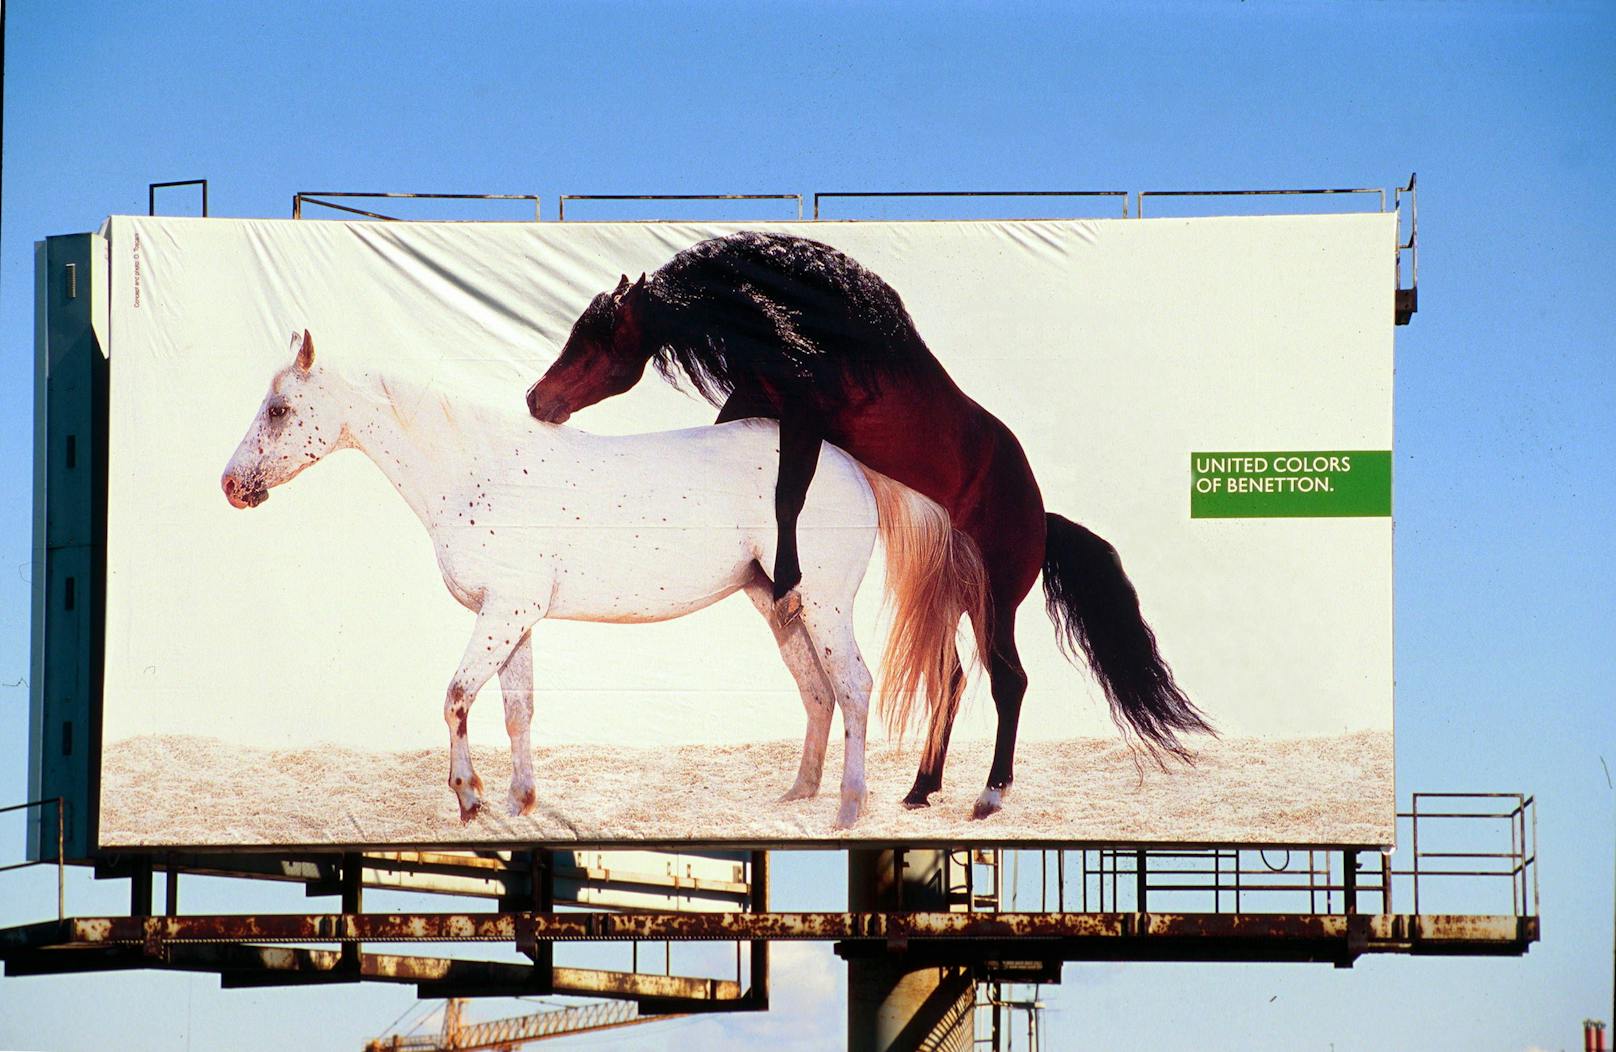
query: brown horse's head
[{"left": 526, "top": 273, "right": 652, "bottom": 424}]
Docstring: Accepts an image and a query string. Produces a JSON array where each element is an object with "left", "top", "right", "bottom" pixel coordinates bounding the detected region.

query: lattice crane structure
[{"left": 365, "top": 996, "right": 676, "bottom": 1052}]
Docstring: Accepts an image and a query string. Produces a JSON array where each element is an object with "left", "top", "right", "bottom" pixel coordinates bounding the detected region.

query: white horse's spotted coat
[{"left": 222, "top": 332, "right": 879, "bottom": 828}]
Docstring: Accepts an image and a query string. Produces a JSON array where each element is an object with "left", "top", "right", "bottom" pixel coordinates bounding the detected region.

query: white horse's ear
[{"left": 295, "top": 330, "right": 315, "bottom": 372}]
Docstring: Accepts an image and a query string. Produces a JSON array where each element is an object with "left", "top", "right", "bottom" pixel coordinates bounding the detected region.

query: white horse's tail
[{"left": 859, "top": 466, "right": 992, "bottom": 756}]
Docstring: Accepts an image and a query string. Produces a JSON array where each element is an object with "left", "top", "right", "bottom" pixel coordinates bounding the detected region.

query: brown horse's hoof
[
  {"left": 971, "top": 787, "right": 1006, "bottom": 820},
  {"left": 901, "top": 790, "right": 933, "bottom": 810},
  {"left": 773, "top": 590, "right": 804, "bottom": 628}
]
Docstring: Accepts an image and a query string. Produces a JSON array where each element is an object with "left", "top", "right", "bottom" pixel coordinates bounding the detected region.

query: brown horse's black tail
[{"left": 1042, "top": 513, "right": 1213, "bottom": 764}]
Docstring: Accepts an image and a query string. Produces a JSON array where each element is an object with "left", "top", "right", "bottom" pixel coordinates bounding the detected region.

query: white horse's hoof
[
  {"left": 832, "top": 790, "right": 866, "bottom": 830},
  {"left": 452, "top": 773, "right": 485, "bottom": 823},
  {"left": 971, "top": 787, "right": 1005, "bottom": 820},
  {"left": 507, "top": 784, "right": 537, "bottom": 817}
]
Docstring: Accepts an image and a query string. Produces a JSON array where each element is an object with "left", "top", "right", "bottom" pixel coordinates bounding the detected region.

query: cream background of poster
[{"left": 100, "top": 214, "right": 1392, "bottom": 766}]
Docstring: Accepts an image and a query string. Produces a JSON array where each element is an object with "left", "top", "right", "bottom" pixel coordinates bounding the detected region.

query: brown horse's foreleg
[
  {"left": 973, "top": 622, "right": 1028, "bottom": 820},
  {"left": 767, "top": 399, "right": 824, "bottom": 621},
  {"left": 901, "top": 654, "right": 966, "bottom": 809},
  {"left": 714, "top": 388, "right": 777, "bottom": 424},
  {"left": 711, "top": 391, "right": 820, "bottom": 620}
]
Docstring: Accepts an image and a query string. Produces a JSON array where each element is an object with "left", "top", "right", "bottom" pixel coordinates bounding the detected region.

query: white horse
[{"left": 220, "top": 331, "right": 979, "bottom": 830}]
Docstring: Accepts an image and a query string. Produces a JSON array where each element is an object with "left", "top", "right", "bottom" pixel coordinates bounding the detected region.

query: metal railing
[
  {"left": 148, "top": 179, "right": 209, "bottom": 217},
  {"left": 153, "top": 179, "right": 1423, "bottom": 225},
  {"left": 1408, "top": 792, "right": 1536, "bottom": 918},
  {"left": 1136, "top": 186, "right": 1387, "bottom": 217},
  {"left": 948, "top": 793, "right": 1537, "bottom": 920},
  {"left": 292, "top": 192, "right": 542, "bottom": 222},
  {"left": 254, "top": 178, "right": 1421, "bottom": 238},
  {"left": 813, "top": 190, "right": 1128, "bottom": 220},
  {"left": 0, "top": 798, "right": 66, "bottom": 920}
]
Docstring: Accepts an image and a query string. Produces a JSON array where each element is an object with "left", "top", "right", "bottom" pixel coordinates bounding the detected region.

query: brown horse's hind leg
[
  {"left": 901, "top": 653, "right": 965, "bottom": 808},
  {"left": 972, "top": 622, "right": 1028, "bottom": 819},
  {"left": 903, "top": 515, "right": 1039, "bottom": 814}
]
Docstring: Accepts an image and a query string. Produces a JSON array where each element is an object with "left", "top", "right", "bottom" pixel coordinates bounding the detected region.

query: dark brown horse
[{"left": 526, "top": 232, "right": 1210, "bottom": 817}]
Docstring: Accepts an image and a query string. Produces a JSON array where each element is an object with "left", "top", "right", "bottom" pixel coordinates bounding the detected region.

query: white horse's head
[{"left": 221, "top": 330, "right": 349, "bottom": 509}]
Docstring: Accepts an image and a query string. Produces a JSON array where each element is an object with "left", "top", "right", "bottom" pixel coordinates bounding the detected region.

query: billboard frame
[{"left": 28, "top": 186, "right": 1421, "bottom": 860}]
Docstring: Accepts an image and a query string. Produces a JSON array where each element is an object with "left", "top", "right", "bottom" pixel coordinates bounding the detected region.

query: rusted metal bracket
[
  {"left": 141, "top": 917, "right": 165, "bottom": 963},
  {"left": 514, "top": 911, "right": 539, "bottom": 962}
]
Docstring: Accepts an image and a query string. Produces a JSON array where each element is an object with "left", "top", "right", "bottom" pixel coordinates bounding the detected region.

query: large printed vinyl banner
[{"left": 98, "top": 214, "right": 1395, "bottom": 848}]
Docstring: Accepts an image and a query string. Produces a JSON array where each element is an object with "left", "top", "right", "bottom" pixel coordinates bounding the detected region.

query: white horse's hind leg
[
  {"left": 796, "top": 601, "right": 873, "bottom": 830},
  {"left": 742, "top": 574, "right": 834, "bottom": 801},
  {"left": 498, "top": 632, "right": 537, "bottom": 817},
  {"left": 444, "top": 603, "right": 537, "bottom": 822}
]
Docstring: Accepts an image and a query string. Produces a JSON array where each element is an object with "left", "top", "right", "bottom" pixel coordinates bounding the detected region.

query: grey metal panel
[
  {"left": 142, "top": 849, "right": 755, "bottom": 912},
  {"left": 27, "top": 242, "right": 49, "bottom": 854},
  {"left": 29, "top": 234, "right": 107, "bottom": 862}
]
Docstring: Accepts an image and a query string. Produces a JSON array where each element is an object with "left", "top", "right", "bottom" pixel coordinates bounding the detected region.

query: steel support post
[
  {"left": 531, "top": 851, "right": 554, "bottom": 983},
  {"left": 339, "top": 852, "right": 362, "bottom": 972},
  {"left": 164, "top": 854, "right": 179, "bottom": 917},
  {"left": 847, "top": 849, "right": 975, "bottom": 1052},
  {"left": 130, "top": 857, "right": 153, "bottom": 918},
  {"left": 750, "top": 850, "right": 770, "bottom": 1009}
]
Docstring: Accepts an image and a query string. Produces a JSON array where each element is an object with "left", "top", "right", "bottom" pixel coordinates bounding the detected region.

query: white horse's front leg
[
  {"left": 499, "top": 632, "right": 537, "bottom": 817},
  {"left": 445, "top": 603, "right": 536, "bottom": 823}
]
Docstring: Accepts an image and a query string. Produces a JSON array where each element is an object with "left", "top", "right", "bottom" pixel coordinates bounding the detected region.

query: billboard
[{"left": 89, "top": 213, "right": 1394, "bottom": 847}]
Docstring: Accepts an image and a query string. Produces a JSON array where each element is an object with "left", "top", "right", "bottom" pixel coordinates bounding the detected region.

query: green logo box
[{"left": 1191, "top": 450, "right": 1392, "bottom": 518}]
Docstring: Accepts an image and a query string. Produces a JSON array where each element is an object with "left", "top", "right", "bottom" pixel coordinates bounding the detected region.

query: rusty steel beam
[
  {"left": 552, "top": 966, "right": 740, "bottom": 1003},
  {"left": 2, "top": 942, "right": 748, "bottom": 1006},
  {"left": 1, "top": 912, "right": 1536, "bottom": 992},
  {"left": 109, "top": 850, "right": 752, "bottom": 908},
  {"left": 1, "top": 911, "right": 1537, "bottom": 955}
]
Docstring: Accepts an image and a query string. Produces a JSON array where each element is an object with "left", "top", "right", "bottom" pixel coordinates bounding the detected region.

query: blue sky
[{"left": 2, "top": 2, "right": 1613, "bottom": 1049}]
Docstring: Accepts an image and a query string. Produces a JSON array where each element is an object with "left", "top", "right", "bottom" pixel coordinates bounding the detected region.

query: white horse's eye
[{"left": 267, "top": 405, "right": 290, "bottom": 420}]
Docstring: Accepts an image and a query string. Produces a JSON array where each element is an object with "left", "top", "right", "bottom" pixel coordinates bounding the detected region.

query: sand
[{"left": 97, "top": 729, "right": 1393, "bottom": 847}]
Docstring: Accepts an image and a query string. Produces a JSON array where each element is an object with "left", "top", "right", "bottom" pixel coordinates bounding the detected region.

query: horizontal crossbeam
[{"left": 0, "top": 910, "right": 1537, "bottom": 970}]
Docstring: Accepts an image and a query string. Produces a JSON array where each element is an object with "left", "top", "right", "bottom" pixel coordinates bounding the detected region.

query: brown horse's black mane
[{"left": 639, "top": 231, "right": 933, "bottom": 406}]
